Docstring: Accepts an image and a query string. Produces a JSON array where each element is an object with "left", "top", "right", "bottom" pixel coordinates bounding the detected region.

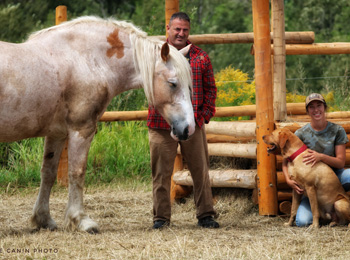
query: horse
[{"left": 0, "top": 16, "right": 195, "bottom": 233}]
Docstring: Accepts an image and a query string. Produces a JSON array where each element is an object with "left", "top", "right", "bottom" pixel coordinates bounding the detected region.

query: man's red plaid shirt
[{"left": 147, "top": 41, "right": 217, "bottom": 130}]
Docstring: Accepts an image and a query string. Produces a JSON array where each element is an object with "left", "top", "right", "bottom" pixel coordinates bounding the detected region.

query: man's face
[{"left": 167, "top": 18, "right": 190, "bottom": 50}]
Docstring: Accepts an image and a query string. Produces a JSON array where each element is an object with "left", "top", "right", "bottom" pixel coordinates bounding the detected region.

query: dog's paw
[
  {"left": 309, "top": 223, "right": 320, "bottom": 229},
  {"left": 329, "top": 221, "right": 337, "bottom": 227}
]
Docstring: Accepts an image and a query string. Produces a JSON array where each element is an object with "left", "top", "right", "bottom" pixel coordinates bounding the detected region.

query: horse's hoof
[
  {"left": 31, "top": 215, "right": 57, "bottom": 231},
  {"left": 78, "top": 217, "right": 100, "bottom": 234},
  {"left": 45, "top": 219, "right": 58, "bottom": 231},
  {"left": 284, "top": 222, "right": 292, "bottom": 227},
  {"left": 86, "top": 227, "right": 99, "bottom": 234}
]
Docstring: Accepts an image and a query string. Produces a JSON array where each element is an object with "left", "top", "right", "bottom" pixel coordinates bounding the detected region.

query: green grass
[
  {"left": 0, "top": 138, "right": 44, "bottom": 188},
  {"left": 86, "top": 121, "right": 151, "bottom": 184},
  {"left": 0, "top": 121, "right": 151, "bottom": 188}
]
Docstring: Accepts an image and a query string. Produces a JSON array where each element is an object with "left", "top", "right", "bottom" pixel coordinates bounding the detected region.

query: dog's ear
[{"left": 279, "top": 132, "right": 289, "bottom": 149}]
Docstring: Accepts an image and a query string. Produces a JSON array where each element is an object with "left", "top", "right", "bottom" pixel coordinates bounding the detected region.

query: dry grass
[{"left": 1, "top": 183, "right": 350, "bottom": 260}]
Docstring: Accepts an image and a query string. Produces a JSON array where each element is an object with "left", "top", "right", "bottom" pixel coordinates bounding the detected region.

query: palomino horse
[{"left": 0, "top": 16, "right": 195, "bottom": 233}]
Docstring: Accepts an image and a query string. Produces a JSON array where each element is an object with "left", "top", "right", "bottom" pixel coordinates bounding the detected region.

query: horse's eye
[{"left": 169, "top": 82, "right": 177, "bottom": 88}]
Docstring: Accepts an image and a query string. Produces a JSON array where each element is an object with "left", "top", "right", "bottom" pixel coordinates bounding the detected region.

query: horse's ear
[
  {"left": 161, "top": 42, "right": 170, "bottom": 62},
  {"left": 179, "top": 44, "right": 191, "bottom": 57}
]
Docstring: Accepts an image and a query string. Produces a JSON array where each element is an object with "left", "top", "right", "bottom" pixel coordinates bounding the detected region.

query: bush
[
  {"left": 215, "top": 66, "right": 339, "bottom": 118},
  {"left": 215, "top": 66, "right": 255, "bottom": 121}
]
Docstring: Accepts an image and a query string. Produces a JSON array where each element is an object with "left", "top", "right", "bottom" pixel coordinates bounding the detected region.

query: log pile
[{"left": 171, "top": 105, "right": 350, "bottom": 215}]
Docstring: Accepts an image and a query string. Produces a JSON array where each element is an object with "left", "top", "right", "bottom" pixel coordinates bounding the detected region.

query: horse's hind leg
[
  {"left": 64, "top": 129, "right": 99, "bottom": 233},
  {"left": 31, "top": 136, "right": 66, "bottom": 231}
]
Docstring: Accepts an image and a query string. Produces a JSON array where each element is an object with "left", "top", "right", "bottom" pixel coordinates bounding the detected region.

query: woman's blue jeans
[{"left": 295, "top": 168, "right": 350, "bottom": 227}]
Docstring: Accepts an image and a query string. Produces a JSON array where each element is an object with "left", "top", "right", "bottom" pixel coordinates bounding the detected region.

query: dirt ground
[{"left": 1, "top": 183, "right": 350, "bottom": 260}]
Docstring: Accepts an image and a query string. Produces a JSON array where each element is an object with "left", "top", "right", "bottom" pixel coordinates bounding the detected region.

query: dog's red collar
[{"left": 287, "top": 144, "right": 308, "bottom": 162}]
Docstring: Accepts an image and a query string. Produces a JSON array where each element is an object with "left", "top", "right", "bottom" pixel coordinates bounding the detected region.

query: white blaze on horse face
[{"left": 153, "top": 60, "right": 195, "bottom": 141}]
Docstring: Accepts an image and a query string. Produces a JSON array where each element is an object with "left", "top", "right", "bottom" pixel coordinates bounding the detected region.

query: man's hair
[{"left": 169, "top": 12, "right": 190, "bottom": 25}]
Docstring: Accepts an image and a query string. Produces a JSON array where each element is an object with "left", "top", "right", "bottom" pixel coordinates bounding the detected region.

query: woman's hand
[
  {"left": 302, "top": 149, "right": 322, "bottom": 167},
  {"left": 286, "top": 178, "right": 304, "bottom": 194}
]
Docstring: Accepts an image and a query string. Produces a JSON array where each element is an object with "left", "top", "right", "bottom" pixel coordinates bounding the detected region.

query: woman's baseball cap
[{"left": 305, "top": 93, "right": 326, "bottom": 108}]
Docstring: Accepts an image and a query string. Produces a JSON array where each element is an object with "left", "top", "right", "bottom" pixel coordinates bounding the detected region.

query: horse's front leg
[
  {"left": 31, "top": 136, "right": 66, "bottom": 231},
  {"left": 65, "top": 129, "right": 99, "bottom": 233}
]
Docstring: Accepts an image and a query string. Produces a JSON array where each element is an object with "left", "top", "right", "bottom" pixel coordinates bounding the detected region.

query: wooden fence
[{"left": 55, "top": 1, "right": 350, "bottom": 216}]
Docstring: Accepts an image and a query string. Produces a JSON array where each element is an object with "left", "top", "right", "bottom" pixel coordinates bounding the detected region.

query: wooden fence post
[
  {"left": 165, "top": 0, "right": 184, "bottom": 201},
  {"left": 170, "top": 154, "right": 193, "bottom": 202},
  {"left": 165, "top": 0, "right": 179, "bottom": 35},
  {"left": 252, "top": 0, "right": 278, "bottom": 215},
  {"left": 272, "top": 0, "right": 287, "bottom": 121},
  {"left": 55, "top": 5, "right": 69, "bottom": 187}
]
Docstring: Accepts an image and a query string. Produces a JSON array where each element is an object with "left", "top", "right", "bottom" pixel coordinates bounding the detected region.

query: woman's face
[{"left": 307, "top": 100, "right": 326, "bottom": 121}]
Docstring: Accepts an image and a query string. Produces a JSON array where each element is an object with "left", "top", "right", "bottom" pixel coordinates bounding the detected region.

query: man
[{"left": 147, "top": 12, "right": 219, "bottom": 229}]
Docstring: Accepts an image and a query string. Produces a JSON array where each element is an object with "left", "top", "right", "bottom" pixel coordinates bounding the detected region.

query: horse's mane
[
  {"left": 28, "top": 16, "right": 192, "bottom": 105},
  {"left": 132, "top": 36, "right": 193, "bottom": 105}
]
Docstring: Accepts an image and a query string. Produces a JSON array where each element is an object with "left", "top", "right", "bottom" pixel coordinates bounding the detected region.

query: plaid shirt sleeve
[
  {"left": 190, "top": 44, "right": 217, "bottom": 127},
  {"left": 147, "top": 42, "right": 217, "bottom": 130}
]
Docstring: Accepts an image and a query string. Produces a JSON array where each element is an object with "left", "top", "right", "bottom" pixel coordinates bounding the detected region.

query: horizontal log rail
[
  {"left": 251, "top": 42, "right": 350, "bottom": 55},
  {"left": 206, "top": 134, "right": 254, "bottom": 143},
  {"left": 173, "top": 169, "right": 257, "bottom": 189},
  {"left": 100, "top": 110, "right": 148, "bottom": 121},
  {"left": 100, "top": 105, "right": 350, "bottom": 122},
  {"left": 206, "top": 121, "right": 256, "bottom": 137},
  {"left": 150, "top": 31, "right": 315, "bottom": 45},
  {"left": 208, "top": 143, "right": 257, "bottom": 158},
  {"left": 99, "top": 103, "right": 306, "bottom": 122}
]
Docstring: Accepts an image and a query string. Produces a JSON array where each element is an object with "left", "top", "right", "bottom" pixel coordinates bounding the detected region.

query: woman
[{"left": 283, "top": 93, "right": 350, "bottom": 227}]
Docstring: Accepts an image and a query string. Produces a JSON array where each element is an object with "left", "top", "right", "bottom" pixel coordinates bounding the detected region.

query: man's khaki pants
[{"left": 149, "top": 125, "right": 216, "bottom": 222}]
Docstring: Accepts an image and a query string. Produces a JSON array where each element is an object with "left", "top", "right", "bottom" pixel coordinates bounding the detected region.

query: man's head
[{"left": 167, "top": 12, "right": 190, "bottom": 50}]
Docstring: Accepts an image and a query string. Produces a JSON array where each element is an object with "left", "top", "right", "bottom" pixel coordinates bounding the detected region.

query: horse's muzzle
[{"left": 171, "top": 123, "right": 190, "bottom": 141}]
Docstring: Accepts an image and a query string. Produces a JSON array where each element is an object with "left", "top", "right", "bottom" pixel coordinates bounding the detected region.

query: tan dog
[{"left": 263, "top": 128, "right": 350, "bottom": 228}]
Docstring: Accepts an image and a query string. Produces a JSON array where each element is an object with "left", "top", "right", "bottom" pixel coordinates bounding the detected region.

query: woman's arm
[
  {"left": 302, "top": 144, "right": 346, "bottom": 169},
  {"left": 282, "top": 159, "right": 304, "bottom": 194}
]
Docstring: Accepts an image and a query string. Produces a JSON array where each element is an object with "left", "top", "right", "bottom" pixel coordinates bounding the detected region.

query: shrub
[
  {"left": 215, "top": 66, "right": 338, "bottom": 117},
  {"left": 215, "top": 66, "right": 255, "bottom": 121}
]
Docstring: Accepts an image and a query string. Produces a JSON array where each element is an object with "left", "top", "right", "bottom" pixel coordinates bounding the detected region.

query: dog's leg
[
  {"left": 285, "top": 190, "right": 302, "bottom": 226},
  {"left": 306, "top": 186, "right": 320, "bottom": 228},
  {"left": 333, "top": 194, "right": 350, "bottom": 227}
]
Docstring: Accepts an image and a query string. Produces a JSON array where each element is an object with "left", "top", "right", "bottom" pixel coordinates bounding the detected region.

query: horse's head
[{"left": 151, "top": 43, "right": 195, "bottom": 141}]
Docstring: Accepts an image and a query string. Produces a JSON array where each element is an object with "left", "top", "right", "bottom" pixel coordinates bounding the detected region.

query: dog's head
[{"left": 262, "top": 128, "right": 296, "bottom": 156}]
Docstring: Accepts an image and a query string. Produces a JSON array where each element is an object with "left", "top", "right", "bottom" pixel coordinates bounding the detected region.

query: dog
[{"left": 263, "top": 128, "right": 350, "bottom": 228}]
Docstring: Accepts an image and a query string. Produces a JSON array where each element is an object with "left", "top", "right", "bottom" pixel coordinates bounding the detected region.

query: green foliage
[
  {"left": 131, "top": 0, "right": 165, "bottom": 35},
  {"left": 0, "top": 122, "right": 150, "bottom": 188},
  {"left": 215, "top": 66, "right": 255, "bottom": 121},
  {"left": 0, "top": 138, "right": 44, "bottom": 187},
  {"left": 214, "top": 66, "right": 257, "bottom": 121},
  {"left": 86, "top": 121, "right": 151, "bottom": 183},
  {"left": 107, "top": 89, "right": 148, "bottom": 111}
]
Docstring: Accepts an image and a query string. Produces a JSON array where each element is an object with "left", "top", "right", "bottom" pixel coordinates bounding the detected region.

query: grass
[
  {"left": 0, "top": 138, "right": 44, "bottom": 188},
  {"left": 86, "top": 121, "right": 151, "bottom": 184},
  {"left": 0, "top": 121, "right": 152, "bottom": 189},
  {"left": 1, "top": 184, "right": 350, "bottom": 260}
]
